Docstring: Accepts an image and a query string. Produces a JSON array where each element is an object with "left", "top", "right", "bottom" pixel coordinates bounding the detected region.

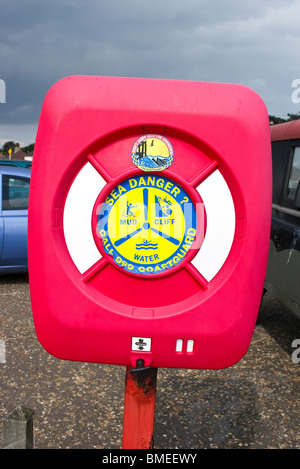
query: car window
[
  {"left": 287, "top": 146, "right": 300, "bottom": 201},
  {"left": 2, "top": 175, "right": 30, "bottom": 210}
]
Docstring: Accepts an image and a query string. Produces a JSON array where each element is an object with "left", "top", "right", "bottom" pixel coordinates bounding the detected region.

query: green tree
[
  {"left": 286, "top": 112, "right": 300, "bottom": 121},
  {"left": 1, "top": 141, "right": 18, "bottom": 157},
  {"left": 269, "top": 115, "right": 287, "bottom": 125},
  {"left": 1, "top": 141, "right": 35, "bottom": 157},
  {"left": 269, "top": 112, "right": 300, "bottom": 125},
  {"left": 21, "top": 143, "right": 34, "bottom": 153}
]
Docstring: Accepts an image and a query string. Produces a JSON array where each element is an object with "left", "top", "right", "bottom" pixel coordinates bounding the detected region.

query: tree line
[
  {"left": 269, "top": 112, "right": 300, "bottom": 125},
  {"left": 1, "top": 113, "right": 300, "bottom": 156},
  {"left": 1, "top": 141, "right": 34, "bottom": 157}
]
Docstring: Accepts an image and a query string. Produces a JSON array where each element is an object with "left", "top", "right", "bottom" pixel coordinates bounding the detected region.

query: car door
[
  {"left": 0, "top": 172, "right": 30, "bottom": 271},
  {"left": 0, "top": 209, "right": 3, "bottom": 260},
  {"left": 266, "top": 141, "right": 300, "bottom": 316}
]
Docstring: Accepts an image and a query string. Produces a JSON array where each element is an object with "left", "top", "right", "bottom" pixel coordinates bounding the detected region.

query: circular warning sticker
[
  {"left": 95, "top": 175, "right": 197, "bottom": 276},
  {"left": 131, "top": 135, "right": 174, "bottom": 172}
]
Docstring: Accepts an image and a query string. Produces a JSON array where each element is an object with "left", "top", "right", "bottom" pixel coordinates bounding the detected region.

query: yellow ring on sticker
[{"left": 97, "top": 175, "right": 197, "bottom": 275}]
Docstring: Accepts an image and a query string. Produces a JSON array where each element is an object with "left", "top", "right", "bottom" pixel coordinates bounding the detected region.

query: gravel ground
[{"left": 0, "top": 273, "right": 299, "bottom": 449}]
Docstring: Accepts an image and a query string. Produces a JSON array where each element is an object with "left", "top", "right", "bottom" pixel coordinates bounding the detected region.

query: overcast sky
[{"left": 1, "top": 0, "right": 300, "bottom": 146}]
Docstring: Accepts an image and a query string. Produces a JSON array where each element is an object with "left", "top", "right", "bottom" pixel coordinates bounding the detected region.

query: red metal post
[{"left": 122, "top": 363, "right": 158, "bottom": 449}]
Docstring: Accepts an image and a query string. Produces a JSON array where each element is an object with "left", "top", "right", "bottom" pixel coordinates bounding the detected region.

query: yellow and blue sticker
[
  {"left": 131, "top": 135, "right": 174, "bottom": 172},
  {"left": 96, "top": 175, "right": 197, "bottom": 275}
]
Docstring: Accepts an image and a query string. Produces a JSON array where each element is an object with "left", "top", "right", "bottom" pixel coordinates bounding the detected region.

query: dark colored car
[
  {"left": 0, "top": 166, "right": 30, "bottom": 273},
  {"left": 264, "top": 120, "right": 300, "bottom": 318}
]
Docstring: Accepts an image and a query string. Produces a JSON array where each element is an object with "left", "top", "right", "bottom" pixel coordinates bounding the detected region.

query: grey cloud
[{"left": 0, "top": 0, "right": 299, "bottom": 141}]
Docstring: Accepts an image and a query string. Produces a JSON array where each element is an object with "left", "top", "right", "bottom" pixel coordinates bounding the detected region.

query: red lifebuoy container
[{"left": 28, "top": 76, "right": 272, "bottom": 369}]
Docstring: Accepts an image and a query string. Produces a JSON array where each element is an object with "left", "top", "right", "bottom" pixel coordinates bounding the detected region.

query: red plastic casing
[{"left": 28, "top": 76, "right": 272, "bottom": 369}]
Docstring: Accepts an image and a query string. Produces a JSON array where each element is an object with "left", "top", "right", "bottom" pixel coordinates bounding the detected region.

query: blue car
[{"left": 0, "top": 166, "right": 30, "bottom": 273}]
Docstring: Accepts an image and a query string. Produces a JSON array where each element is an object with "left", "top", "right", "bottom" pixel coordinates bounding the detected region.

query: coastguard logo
[
  {"left": 95, "top": 175, "right": 197, "bottom": 276},
  {"left": 131, "top": 135, "right": 174, "bottom": 172}
]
